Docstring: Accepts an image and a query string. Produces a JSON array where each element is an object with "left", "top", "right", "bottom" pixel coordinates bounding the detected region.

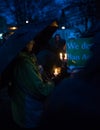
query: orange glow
[
  {"left": 8, "top": 26, "right": 18, "bottom": 30},
  {"left": 54, "top": 67, "right": 61, "bottom": 76},
  {"left": 51, "top": 21, "right": 58, "bottom": 27},
  {"left": 59, "top": 53, "right": 63, "bottom": 60}
]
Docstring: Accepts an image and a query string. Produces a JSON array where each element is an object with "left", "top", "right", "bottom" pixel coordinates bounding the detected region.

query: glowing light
[
  {"left": 64, "top": 53, "right": 67, "bottom": 60},
  {"left": 59, "top": 53, "right": 63, "bottom": 60},
  {"left": 9, "top": 26, "right": 18, "bottom": 30},
  {"left": 61, "top": 26, "right": 65, "bottom": 29},
  {"left": 54, "top": 67, "right": 61, "bottom": 76},
  {"left": 0, "top": 33, "right": 3, "bottom": 39},
  {"left": 51, "top": 21, "right": 58, "bottom": 27},
  {"left": 0, "top": 33, "right": 3, "bottom": 37},
  {"left": 26, "top": 20, "right": 29, "bottom": 23}
]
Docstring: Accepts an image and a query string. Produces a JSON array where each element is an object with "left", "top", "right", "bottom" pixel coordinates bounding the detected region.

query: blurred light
[
  {"left": 26, "top": 20, "right": 29, "bottom": 23},
  {"left": 51, "top": 21, "right": 58, "bottom": 27},
  {"left": 9, "top": 26, "right": 18, "bottom": 30},
  {"left": 0, "top": 33, "right": 3, "bottom": 39},
  {"left": 61, "top": 26, "right": 66, "bottom": 29},
  {"left": 53, "top": 67, "right": 61, "bottom": 76},
  {"left": 0, "top": 33, "right": 3, "bottom": 37}
]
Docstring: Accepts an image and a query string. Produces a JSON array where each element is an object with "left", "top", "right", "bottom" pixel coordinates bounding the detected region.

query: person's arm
[{"left": 14, "top": 58, "right": 55, "bottom": 97}]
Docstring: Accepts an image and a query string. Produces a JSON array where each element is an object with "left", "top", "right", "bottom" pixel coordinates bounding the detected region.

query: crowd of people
[
  {"left": 0, "top": 21, "right": 100, "bottom": 129},
  {"left": 0, "top": 32, "right": 67, "bottom": 128},
  {"left": 37, "top": 33, "right": 69, "bottom": 83}
]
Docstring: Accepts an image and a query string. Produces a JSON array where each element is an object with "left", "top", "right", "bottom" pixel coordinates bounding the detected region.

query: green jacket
[{"left": 11, "top": 52, "right": 55, "bottom": 128}]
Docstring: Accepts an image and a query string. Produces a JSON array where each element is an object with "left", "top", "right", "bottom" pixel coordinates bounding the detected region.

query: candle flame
[
  {"left": 54, "top": 67, "right": 61, "bottom": 76},
  {"left": 64, "top": 53, "right": 67, "bottom": 60},
  {"left": 59, "top": 53, "right": 63, "bottom": 60}
]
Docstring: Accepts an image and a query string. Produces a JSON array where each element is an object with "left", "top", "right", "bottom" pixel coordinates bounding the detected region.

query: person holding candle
[
  {"left": 48, "top": 34, "right": 68, "bottom": 77},
  {"left": 39, "top": 21, "right": 100, "bottom": 129},
  {"left": 6, "top": 40, "right": 55, "bottom": 128},
  {"left": 49, "top": 34, "right": 66, "bottom": 57}
]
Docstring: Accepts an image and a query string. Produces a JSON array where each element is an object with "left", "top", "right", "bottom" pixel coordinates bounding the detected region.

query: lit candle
[
  {"left": 54, "top": 67, "right": 61, "bottom": 76},
  {"left": 54, "top": 68, "right": 58, "bottom": 76},
  {"left": 64, "top": 53, "right": 67, "bottom": 60},
  {"left": 59, "top": 53, "right": 63, "bottom": 60}
]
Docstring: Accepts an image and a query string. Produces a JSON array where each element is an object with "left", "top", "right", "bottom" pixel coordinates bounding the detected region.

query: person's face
[{"left": 26, "top": 40, "right": 35, "bottom": 52}]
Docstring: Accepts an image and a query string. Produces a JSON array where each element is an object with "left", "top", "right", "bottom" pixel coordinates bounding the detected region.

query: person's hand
[
  {"left": 51, "top": 73, "right": 63, "bottom": 85},
  {"left": 38, "top": 65, "right": 44, "bottom": 74}
]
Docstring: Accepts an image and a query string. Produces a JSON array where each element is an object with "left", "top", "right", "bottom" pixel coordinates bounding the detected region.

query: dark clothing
[
  {"left": 39, "top": 20, "right": 100, "bottom": 130},
  {"left": 37, "top": 49, "right": 62, "bottom": 77},
  {"left": 39, "top": 38, "right": 100, "bottom": 128},
  {"left": 39, "top": 77, "right": 100, "bottom": 129},
  {"left": 38, "top": 38, "right": 67, "bottom": 76},
  {"left": 11, "top": 52, "right": 55, "bottom": 128},
  {"left": 49, "top": 38, "right": 66, "bottom": 54}
]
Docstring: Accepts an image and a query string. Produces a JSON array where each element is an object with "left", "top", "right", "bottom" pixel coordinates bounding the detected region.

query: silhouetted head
[
  {"left": 26, "top": 40, "right": 35, "bottom": 52},
  {"left": 22, "top": 40, "right": 36, "bottom": 53},
  {"left": 55, "top": 34, "right": 61, "bottom": 41}
]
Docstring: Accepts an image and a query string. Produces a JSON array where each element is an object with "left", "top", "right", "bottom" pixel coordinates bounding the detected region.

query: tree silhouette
[{"left": 0, "top": 0, "right": 99, "bottom": 31}]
